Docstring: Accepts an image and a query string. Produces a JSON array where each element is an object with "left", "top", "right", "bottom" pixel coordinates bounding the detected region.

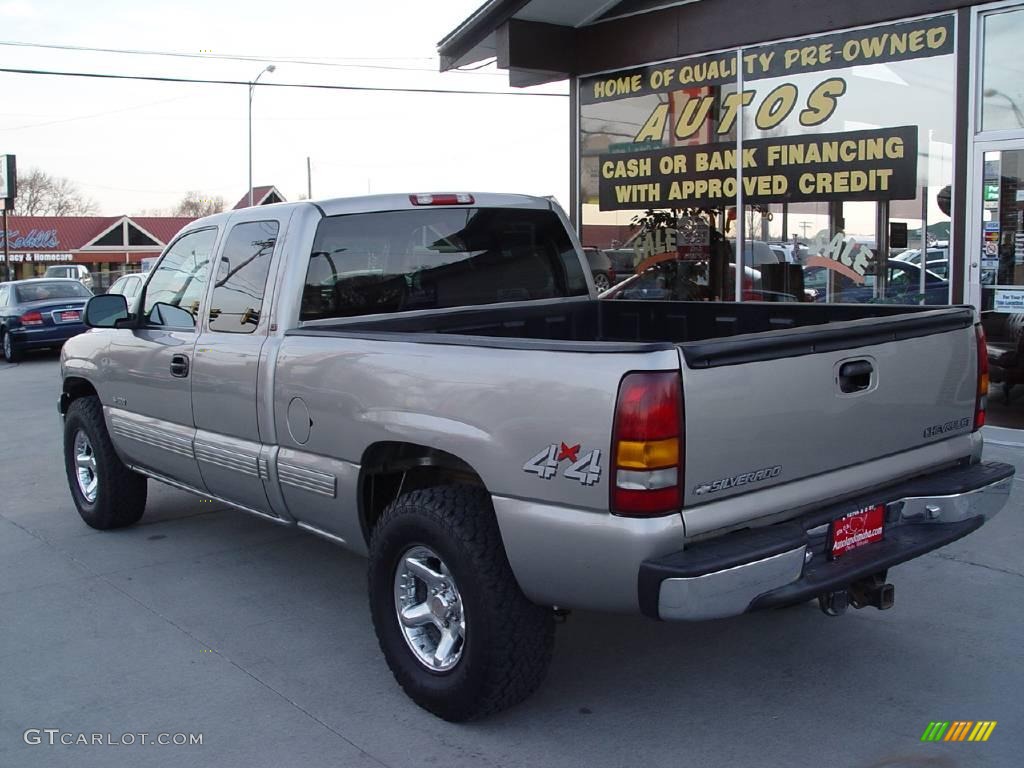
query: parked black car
[
  {"left": 0, "top": 279, "right": 93, "bottom": 362},
  {"left": 803, "top": 260, "right": 949, "bottom": 305}
]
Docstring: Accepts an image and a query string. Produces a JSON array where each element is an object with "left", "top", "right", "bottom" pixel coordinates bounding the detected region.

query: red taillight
[
  {"left": 408, "top": 193, "right": 474, "bottom": 206},
  {"left": 975, "top": 324, "right": 989, "bottom": 431},
  {"left": 20, "top": 311, "right": 43, "bottom": 326},
  {"left": 611, "top": 371, "right": 683, "bottom": 516}
]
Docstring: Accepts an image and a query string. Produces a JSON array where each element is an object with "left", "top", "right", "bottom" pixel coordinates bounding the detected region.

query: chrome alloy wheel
[
  {"left": 73, "top": 430, "right": 98, "bottom": 503},
  {"left": 393, "top": 545, "right": 466, "bottom": 672}
]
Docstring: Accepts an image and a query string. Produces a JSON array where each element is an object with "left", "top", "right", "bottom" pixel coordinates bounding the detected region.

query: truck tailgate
[{"left": 678, "top": 307, "right": 978, "bottom": 511}]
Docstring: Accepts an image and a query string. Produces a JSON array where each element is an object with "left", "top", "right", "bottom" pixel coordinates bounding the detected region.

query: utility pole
[
  {"left": 306, "top": 156, "right": 312, "bottom": 199},
  {"left": 1, "top": 154, "right": 15, "bottom": 281}
]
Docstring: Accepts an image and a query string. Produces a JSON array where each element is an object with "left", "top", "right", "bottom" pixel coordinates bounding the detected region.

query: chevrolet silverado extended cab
[{"left": 59, "top": 193, "right": 1013, "bottom": 721}]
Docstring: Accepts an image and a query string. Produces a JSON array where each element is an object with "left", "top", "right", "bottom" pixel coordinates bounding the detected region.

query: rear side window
[
  {"left": 209, "top": 221, "right": 278, "bottom": 333},
  {"left": 300, "top": 207, "right": 587, "bottom": 321}
]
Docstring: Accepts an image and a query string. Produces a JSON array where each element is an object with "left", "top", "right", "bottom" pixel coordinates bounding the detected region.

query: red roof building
[
  {"left": 1, "top": 214, "right": 196, "bottom": 286},
  {"left": 232, "top": 186, "right": 286, "bottom": 210},
  {"left": 1, "top": 186, "right": 288, "bottom": 286}
]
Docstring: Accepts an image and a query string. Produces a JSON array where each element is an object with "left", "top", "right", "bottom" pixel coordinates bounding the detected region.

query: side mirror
[{"left": 83, "top": 294, "right": 129, "bottom": 328}]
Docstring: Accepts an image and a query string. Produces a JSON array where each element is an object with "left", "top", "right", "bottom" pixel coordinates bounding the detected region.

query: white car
[
  {"left": 44, "top": 264, "right": 93, "bottom": 291},
  {"left": 106, "top": 273, "right": 145, "bottom": 313}
]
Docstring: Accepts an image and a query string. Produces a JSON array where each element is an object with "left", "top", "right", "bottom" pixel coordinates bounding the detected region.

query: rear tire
[
  {"left": 2, "top": 330, "right": 22, "bottom": 363},
  {"left": 368, "top": 485, "right": 555, "bottom": 721},
  {"left": 63, "top": 396, "right": 147, "bottom": 529}
]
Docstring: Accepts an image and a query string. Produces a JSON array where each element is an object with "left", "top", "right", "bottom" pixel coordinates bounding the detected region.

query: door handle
[
  {"left": 170, "top": 353, "right": 190, "bottom": 378},
  {"left": 838, "top": 359, "right": 873, "bottom": 393}
]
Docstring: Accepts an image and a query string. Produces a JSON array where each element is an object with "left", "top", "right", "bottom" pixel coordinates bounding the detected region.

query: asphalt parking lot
[{"left": 1, "top": 351, "right": 1022, "bottom": 768}]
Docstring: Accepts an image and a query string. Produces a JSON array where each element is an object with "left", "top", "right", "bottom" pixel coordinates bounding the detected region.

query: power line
[
  {"left": 1, "top": 94, "right": 191, "bottom": 131},
  {"left": 0, "top": 66, "right": 568, "bottom": 97},
  {"left": 0, "top": 39, "right": 505, "bottom": 76}
]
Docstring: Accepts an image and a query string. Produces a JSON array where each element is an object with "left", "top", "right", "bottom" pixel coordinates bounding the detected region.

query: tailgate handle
[{"left": 838, "top": 360, "right": 873, "bottom": 393}]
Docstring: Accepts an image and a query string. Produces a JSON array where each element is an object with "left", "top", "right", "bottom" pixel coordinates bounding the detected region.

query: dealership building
[{"left": 441, "top": 0, "right": 1024, "bottom": 329}]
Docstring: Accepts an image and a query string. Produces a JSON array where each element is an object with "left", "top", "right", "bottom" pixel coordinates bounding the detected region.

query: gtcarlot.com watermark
[{"left": 24, "top": 729, "right": 203, "bottom": 747}]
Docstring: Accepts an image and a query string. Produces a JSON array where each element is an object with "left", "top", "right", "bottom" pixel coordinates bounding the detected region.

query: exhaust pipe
[{"left": 818, "top": 590, "right": 848, "bottom": 616}]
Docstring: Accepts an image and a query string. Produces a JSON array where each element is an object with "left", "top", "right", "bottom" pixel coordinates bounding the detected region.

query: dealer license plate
[
  {"left": 60, "top": 310, "right": 80, "bottom": 322},
  {"left": 829, "top": 503, "right": 885, "bottom": 559}
]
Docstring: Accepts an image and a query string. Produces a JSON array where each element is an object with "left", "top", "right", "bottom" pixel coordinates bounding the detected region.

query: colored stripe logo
[{"left": 921, "top": 721, "right": 997, "bottom": 742}]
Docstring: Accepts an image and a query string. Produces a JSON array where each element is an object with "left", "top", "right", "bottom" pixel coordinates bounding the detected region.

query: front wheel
[
  {"left": 63, "top": 396, "right": 147, "bottom": 529},
  {"left": 368, "top": 485, "right": 554, "bottom": 721},
  {"left": 592, "top": 272, "right": 611, "bottom": 292}
]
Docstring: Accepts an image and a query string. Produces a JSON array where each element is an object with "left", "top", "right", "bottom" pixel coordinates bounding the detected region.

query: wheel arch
[
  {"left": 60, "top": 376, "right": 99, "bottom": 415},
  {"left": 358, "top": 441, "right": 487, "bottom": 546}
]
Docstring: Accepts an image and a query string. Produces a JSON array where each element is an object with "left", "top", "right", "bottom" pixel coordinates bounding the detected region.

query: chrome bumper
[{"left": 645, "top": 463, "right": 1013, "bottom": 621}]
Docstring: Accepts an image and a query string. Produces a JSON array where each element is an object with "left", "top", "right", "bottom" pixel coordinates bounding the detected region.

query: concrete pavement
[{"left": 1, "top": 351, "right": 1022, "bottom": 768}]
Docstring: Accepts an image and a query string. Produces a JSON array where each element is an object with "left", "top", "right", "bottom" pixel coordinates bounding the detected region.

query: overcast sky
[{"left": 0, "top": 0, "right": 569, "bottom": 215}]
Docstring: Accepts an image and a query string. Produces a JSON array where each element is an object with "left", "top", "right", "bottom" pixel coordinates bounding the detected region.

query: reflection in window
[
  {"left": 982, "top": 9, "right": 1024, "bottom": 132},
  {"left": 209, "top": 221, "right": 278, "bottom": 333},
  {"left": 301, "top": 207, "right": 587, "bottom": 321},
  {"left": 142, "top": 228, "right": 217, "bottom": 325}
]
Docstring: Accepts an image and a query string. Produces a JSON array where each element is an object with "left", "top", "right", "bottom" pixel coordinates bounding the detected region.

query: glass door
[
  {"left": 970, "top": 140, "right": 1024, "bottom": 426},
  {"left": 972, "top": 145, "right": 1024, "bottom": 318}
]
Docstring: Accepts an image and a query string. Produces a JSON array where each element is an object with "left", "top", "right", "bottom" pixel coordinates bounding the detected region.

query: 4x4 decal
[{"left": 523, "top": 442, "right": 602, "bottom": 486}]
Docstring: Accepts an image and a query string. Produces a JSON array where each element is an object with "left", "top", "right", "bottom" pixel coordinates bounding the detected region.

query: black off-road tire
[
  {"left": 368, "top": 485, "right": 555, "bottom": 721},
  {"left": 2, "top": 329, "right": 22, "bottom": 363},
  {"left": 63, "top": 396, "right": 147, "bottom": 529}
]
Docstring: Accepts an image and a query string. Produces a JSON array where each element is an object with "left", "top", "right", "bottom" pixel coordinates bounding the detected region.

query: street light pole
[{"left": 248, "top": 64, "right": 276, "bottom": 208}]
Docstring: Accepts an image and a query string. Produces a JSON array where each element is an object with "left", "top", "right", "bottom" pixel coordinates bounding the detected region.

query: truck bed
[{"left": 291, "top": 298, "right": 975, "bottom": 368}]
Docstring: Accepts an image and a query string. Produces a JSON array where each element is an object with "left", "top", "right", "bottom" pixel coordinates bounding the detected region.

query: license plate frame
[{"left": 829, "top": 503, "right": 886, "bottom": 559}]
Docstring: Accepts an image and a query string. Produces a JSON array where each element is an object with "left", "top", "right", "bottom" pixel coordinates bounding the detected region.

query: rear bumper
[
  {"left": 640, "top": 461, "right": 1014, "bottom": 621},
  {"left": 9, "top": 324, "right": 86, "bottom": 349}
]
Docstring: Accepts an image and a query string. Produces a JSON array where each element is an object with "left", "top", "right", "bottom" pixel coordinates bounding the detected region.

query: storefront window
[
  {"left": 580, "top": 57, "right": 739, "bottom": 300},
  {"left": 581, "top": 15, "right": 955, "bottom": 305},
  {"left": 980, "top": 7, "right": 1024, "bottom": 132}
]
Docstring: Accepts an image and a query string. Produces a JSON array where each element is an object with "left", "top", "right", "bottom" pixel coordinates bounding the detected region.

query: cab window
[
  {"left": 208, "top": 221, "right": 278, "bottom": 333},
  {"left": 141, "top": 228, "right": 217, "bottom": 328},
  {"left": 301, "top": 207, "right": 586, "bottom": 321}
]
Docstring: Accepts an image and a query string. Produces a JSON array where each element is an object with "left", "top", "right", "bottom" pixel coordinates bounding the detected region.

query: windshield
[
  {"left": 14, "top": 281, "right": 92, "bottom": 302},
  {"left": 301, "top": 207, "right": 587, "bottom": 320}
]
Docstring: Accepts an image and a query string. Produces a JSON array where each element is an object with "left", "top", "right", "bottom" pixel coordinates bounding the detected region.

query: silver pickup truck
[{"left": 59, "top": 193, "right": 1013, "bottom": 721}]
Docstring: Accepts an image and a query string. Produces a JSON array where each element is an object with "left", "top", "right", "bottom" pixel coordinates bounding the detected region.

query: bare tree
[
  {"left": 13, "top": 168, "right": 99, "bottom": 216},
  {"left": 173, "top": 191, "right": 225, "bottom": 217}
]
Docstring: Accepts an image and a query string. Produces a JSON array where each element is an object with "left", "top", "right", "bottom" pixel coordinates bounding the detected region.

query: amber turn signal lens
[{"left": 616, "top": 438, "right": 679, "bottom": 470}]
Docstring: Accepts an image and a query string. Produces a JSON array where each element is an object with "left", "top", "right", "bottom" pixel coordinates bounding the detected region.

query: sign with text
[
  {"left": 5, "top": 252, "right": 73, "bottom": 263},
  {"left": 994, "top": 289, "right": 1024, "bottom": 312},
  {"left": 0, "top": 154, "right": 15, "bottom": 210},
  {"left": 581, "top": 16, "right": 954, "bottom": 104},
  {"left": 598, "top": 126, "right": 917, "bottom": 211}
]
